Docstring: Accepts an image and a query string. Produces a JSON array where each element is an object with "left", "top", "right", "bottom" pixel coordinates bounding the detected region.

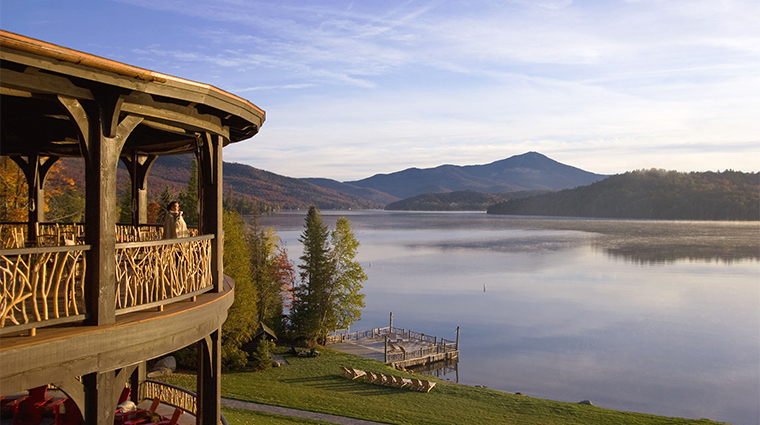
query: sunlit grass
[{"left": 160, "top": 347, "right": 725, "bottom": 425}]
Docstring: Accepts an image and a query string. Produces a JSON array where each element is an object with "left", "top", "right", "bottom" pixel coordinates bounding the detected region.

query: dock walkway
[{"left": 327, "top": 326, "right": 459, "bottom": 368}]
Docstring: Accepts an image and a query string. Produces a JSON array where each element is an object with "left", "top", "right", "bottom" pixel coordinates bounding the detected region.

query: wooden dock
[{"left": 327, "top": 323, "right": 459, "bottom": 369}]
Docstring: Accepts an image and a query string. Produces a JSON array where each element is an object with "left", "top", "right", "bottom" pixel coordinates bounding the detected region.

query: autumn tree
[
  {"left": 246, "top": 215, "right": 295, "bottom": 332},
  {"left": 0, "top": 157, "right": 29, "bottom": 221}
]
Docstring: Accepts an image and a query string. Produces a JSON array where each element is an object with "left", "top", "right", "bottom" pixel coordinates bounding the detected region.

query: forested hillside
[
  {"left": 487, "top": 169, "right": 759, "bottom": 221},
  {"left": 386, "top": 190, "right": 550, "bottom": 211},
  {"left": 52, "top": 155, "right": 383, "bottom": 214}
]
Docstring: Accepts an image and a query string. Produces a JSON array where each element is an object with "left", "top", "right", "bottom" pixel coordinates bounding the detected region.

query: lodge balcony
[
  {"left": 1, "top": 29, "right": 265, "bottom": 425},
  {"left": 0, "top": 222, "right": 233, "bottom": 424}
]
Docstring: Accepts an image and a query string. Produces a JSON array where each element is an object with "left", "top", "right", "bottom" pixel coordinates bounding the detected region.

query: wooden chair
[
  {"left": 10, "top": 385, "right": 52, "bottom": 425},
  {"left": 418, "top": 379, "right": 436, "bottom": 393},
  {"left": 148, "top": 408, "right": 182, "bottom": 425},
  {"left": 392, "top": 375, "right": 410, "bottom": 388},
  {"left": 48, "top": 398, "right": 82, "bottom": 425},
  {"left": 340, "top": 366, "right": 366, "bottom": 380},
  {"left": 123, "top": 398, "right": 161, "bottom": 425},
  {"left": 379, "top": 374, "right": 395, "bottom": 386}
]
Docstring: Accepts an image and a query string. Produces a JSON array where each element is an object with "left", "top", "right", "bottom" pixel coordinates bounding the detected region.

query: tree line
[{"left": 487, "top": 169, "right": 759, "bottom": 221}]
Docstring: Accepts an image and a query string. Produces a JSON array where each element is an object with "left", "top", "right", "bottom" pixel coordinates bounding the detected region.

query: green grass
[
  {"left": 221, "top": 407, "right": 334, "bottom": 424},
  {"left": 162, "top": 347, "right": 726, "bottom": 425}
]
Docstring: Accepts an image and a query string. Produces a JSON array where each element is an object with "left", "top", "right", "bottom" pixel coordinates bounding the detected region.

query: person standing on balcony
[{"left": 163, "top": 201, "right": 188, "bottom": 239}]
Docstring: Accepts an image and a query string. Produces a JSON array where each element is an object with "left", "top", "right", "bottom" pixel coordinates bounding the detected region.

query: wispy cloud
[{"left": 13, "top": 0, "right": 756, "bottom": 179}]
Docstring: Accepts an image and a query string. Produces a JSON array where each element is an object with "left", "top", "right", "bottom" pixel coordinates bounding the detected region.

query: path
[{"left": 221, "top": 398, "right": 388, "bottom": 425}]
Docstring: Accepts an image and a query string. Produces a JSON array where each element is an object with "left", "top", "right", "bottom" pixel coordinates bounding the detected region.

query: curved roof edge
[{"left": 0, "top": 29, "right": 265, "bottom": 125}]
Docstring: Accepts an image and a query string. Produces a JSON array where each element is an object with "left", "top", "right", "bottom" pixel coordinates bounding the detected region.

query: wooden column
[
  {"left": 82, "top": 371, "right": 115, "bottom": 425},
  {"left": 58, "top": 93, "right": 142, "bottom": 326},
  {"left": 10, "top": 155, "right": 58, "bottom": 244},
  {"left": 199, "top": 133, "right": 224, "bottom": 292},
  {"left": 122, "top": 153, "right": 157, "bottom": 226},
  {"left": 197, "top": 328, "right": 222, "bottom": 425}
]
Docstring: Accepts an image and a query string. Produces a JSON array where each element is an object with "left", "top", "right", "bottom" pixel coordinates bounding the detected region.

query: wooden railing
[
  {"left": 1, "top": 232, "right": 214, "bottom": 333},
  {"left": 0, "top": 222, "right": 199, "bottom": 248},
  {"left": 0, "top": 244, "right": 89, "bottom": 334},
  {"left": 115, "top": 235, "right": 214, "bottom": 314},
  {"left": 140, "top": 379, "right": 227, "bottom": 425}
]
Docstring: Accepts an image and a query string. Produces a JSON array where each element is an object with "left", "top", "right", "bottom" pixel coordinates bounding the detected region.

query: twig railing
[
  {"left": 140, "top": 379, "right": 228, "bottom": 425},
  {"left": 0, "top": 244, "right": 89, "bottom": 334},
  {"left": 0, "top": 222, "right": 199, "bottom": 247},
  {"left": 1, "top": 234, "right": 214, "bottom": 334},
  {"left": 115, "top": 235, "right": 213, "bottom": 314}
]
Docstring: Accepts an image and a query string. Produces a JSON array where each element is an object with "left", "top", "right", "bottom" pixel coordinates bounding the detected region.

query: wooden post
[
  {"left": 199, "top": 133, "right": 224, "bottom": 292},
  {"left": 455, "top": 326, "right": 460, "bottom": 350},
  {"left": 123, "top": 153, "right": 157, "bottom": 227},
  {"left": 384, "top": 336, "right": 387, "bottom": 363},
  {"left": 83, "top": 371, "right": 115, "bottom": 425},
  {"left": 389, "top": 311, "right": 393, "bottom": 330},
  {"left": 197, "top": 328, "right": 221, "bottom": 425},
  {"left": 11, "top": 155, "right": 58, "bottom": 245}
]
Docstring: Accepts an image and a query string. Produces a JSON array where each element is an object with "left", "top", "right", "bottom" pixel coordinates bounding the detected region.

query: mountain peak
[{"left": 345, "top": 152, "right": 607, "bottom": 199}]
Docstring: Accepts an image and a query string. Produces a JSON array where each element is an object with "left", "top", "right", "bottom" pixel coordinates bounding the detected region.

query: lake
[{"left": 258, "top": 210, "right": 760, "bottom": 425}]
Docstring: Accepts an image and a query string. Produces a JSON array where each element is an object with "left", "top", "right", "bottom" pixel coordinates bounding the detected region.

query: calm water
[{"left": 258, "top": 211, "right": 760, "bottom": 425}]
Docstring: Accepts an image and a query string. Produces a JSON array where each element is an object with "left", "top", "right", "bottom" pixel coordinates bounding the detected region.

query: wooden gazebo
[{"left": 0, "top": 30, "right": 265, "bottom": 424}]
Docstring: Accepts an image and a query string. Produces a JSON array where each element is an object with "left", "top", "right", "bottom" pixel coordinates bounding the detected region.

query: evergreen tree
[
  {"left": 250, "top": 338, "right": 274, "bottom": 371},
  {"left": 118, "top": 189, "right": 132, "bottom": 223},
  {"left": 290, "top": 206, "right": 333, "bottom": 343},
  {"left": 179, "top": 158, "right": 199, "bottom": 226},
  {"left": 158, "top": 186, "right": 175, "bottom": 226},
  {"left": 290, "top": 206, "right": 366, "bottom": 345}
]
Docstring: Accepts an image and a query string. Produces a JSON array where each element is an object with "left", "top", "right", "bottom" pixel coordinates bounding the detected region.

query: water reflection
[
  {"left": 407, "top": 358, "right": 459, "bottom": 383},
  {"left": 600, "top": 244, "right": 760, "bottom": 264}
]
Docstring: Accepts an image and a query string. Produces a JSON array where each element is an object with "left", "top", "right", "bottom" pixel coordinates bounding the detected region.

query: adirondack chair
[
  {"left": 392, "top": 375, "right": 410, "bottom": 388},
  {"left": 363, "top": 371, "right": 378, "bottom": 384},
  {"left": 48, "top": 398, "right": 82, "bottom": 425},
  {"left": 148, "top": 407, "right": 182, "bottom": 425},
  {"left": 418, "top": 379, "right": 436, "bottom": 393},
  {"left": 10, "top": 385, "right": 51, "bottom": 425},
  {"left": 340, "top": 367, "right": 366, "bottom": 380},
  {"left": 123, "top": 398, "right": 161, "bottom": 425}
]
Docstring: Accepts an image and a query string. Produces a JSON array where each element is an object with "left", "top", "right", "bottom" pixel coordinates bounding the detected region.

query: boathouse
[{"left": 0, "top": 30, "right": 265, "bottom": 424}]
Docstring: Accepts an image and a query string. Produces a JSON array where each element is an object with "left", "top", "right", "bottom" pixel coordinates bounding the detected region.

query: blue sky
[{"left": 2, "top": 0, "right": 759, "bottom": 180}]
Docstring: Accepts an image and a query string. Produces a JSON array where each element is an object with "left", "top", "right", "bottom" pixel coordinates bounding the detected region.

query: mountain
[
  {"left": 222, "top": 162, "right": 382, "bottom": 210},
  {"left": 344, "top": 152, "right": 607, "bottom": 199},
  {"left": 57, "top": 154, "right": 383, "bottom": 211},
  {"left": 487, "top": 169, "right": 760, "bottom": 221},
  {"left": 302, "top": 178, "right": 400, "bottom": 205},
  {"left": 385, "top": 190, "right": 550, "bottom": 211}
]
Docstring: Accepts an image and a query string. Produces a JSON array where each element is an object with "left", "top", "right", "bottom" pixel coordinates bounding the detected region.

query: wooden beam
[{"left": 0, "top": 66, "right": 94, "bottom": 100}]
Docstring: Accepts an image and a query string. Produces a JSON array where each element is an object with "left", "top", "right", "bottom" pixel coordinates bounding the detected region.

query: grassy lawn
[
  {"left": 163, "top": 347, "right": 726, "bottom": 425},
  {"left": 221, "top": 407, "right": 334, "bottom": 424}
]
